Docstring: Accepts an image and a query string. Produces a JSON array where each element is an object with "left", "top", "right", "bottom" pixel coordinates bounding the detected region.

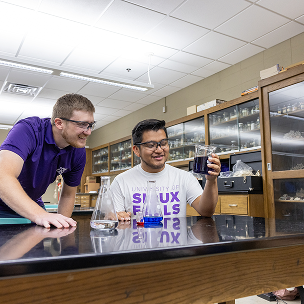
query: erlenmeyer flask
[
  {"left": 90, "top": 176, "right": 118, "bottom": 230},
  {"left": 143, "top": 180, "right": 163, "bottom": 225}
]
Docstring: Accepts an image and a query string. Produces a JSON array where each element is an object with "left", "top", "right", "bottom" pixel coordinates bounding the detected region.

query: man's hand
[
  {"left": 117, "top": 211, "right": 131, "bottom": 221},
  {"left": 33, "top": 225, "right": 76, "bottom": 237},
  {"left": 206, "top": 153, "right": 221, "bottom": 180},
  {"left": 33, "top": 212, "right": 77, "bottom": 229}
]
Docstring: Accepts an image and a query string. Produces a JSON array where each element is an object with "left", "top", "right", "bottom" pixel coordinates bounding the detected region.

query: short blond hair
[{"left": 51, "top": 94, "right": 95, "bottom": 124}]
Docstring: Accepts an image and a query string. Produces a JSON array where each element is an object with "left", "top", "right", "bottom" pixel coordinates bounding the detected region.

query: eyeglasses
[
  {"left": 60, "top": 118, "right": 96, "bottom": 131},
  {"left": 135, "top": 138, "right": 169, "bottom": 151}
]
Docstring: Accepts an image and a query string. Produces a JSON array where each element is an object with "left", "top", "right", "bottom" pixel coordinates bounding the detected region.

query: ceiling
[{"left": 0, "top": 0, "right": 304, "bottom": 130}]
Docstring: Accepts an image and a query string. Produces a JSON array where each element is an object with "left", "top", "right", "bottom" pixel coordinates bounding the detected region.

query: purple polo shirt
[{"left": 0, "top": 117, "right": 86, "bottom": 213}]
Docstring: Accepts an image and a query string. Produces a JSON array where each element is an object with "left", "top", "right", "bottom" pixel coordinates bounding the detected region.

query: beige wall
[{"left": 88, "top": 32, "right": 304, "bottom": 149}]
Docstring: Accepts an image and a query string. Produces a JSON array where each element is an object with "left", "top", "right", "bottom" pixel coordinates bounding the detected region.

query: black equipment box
[
  {"left": 218, "top": 175, "right": 263, "bottom": 193},
  {"left": 219, "top": 151, "right": 263, "bottom": 193}
]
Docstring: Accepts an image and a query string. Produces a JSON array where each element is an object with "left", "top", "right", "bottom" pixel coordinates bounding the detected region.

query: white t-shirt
[{"left": 111, "top": 164, "right": 203, "bottom": 217}]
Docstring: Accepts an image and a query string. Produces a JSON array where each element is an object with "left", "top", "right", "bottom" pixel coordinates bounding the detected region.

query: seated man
[{"left": 111, "top": 119, "right": 221, "bottom": 221}]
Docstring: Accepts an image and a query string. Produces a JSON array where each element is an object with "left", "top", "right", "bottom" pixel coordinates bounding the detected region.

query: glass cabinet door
[
  {"left": 274, "top": 178, "right": 304, "bottom": 219},
  {"left": 209, "top": 98, "right": 261, "bottom": 154},
  {"left": 167, "top": 118, "right": 205, "bottom": 162},
  {"left": 238, "top": 98, "right": 261, "bottom": 151},
  {"left": 92, "top": 146, "right": 108, "bottom": 174},
  {"left": 209, "top": 106, "right": 239, "bottom": 154},
  {"left": 110, "top": 139, "right": 132, "bottom": 172},
  {"left": 184, "top": 117, "right": 205, "bottom": 159},
  {"left": 167, "top": 123, "right": 184, "bottom": 161},
  {"left": 268, "top": 82, "right": 304, "bottom": 172}
]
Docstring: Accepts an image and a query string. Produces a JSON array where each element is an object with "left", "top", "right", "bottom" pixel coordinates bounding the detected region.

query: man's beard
[{"left": 62, "top": 129, "right": 86, "bottom": 148}]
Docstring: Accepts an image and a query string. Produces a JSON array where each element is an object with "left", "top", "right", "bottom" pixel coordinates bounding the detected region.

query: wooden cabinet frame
[{"left": 259, "top": 64, "right": 304, "bottom": 218}]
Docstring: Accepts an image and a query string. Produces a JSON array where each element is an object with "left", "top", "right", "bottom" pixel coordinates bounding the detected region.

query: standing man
[
  {"left": 111, "top": 119, "right": 221, "bottom": 221},
  {"left": 0, "top": 93, "right": 95, "bottom": 228}
]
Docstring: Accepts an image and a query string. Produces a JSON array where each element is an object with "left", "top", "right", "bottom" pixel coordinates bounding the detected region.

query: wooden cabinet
[
  {"left": 219, "top": 194, "right": 264, "bottom": 217},
  {"left": 259, "top": 64, "right": 304, "bottom": 218},
  {"left": 186, "top": 193, "right": 264, "bottom": 217},
  {"left": 76, "top": 194, "right": 97, "bottom": 208}
]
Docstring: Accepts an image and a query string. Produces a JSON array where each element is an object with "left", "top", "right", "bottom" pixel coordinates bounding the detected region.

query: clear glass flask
[
  {"left": 143, "top": 180, "right": 163, "bottom": 225},
  {"left": 90, "top": 176, "right": 118, "bottom": 230}
]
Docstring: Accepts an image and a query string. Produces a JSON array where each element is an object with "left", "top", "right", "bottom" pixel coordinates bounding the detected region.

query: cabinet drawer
[
  {"left": 80, "top": 195, "right": 90, "bottom": 200},
  {"left": 81, "top": 202, "right": 90, "bottom": 207},
  {"left": 220, "top": 196, "right": 248, "bottom": 215}
]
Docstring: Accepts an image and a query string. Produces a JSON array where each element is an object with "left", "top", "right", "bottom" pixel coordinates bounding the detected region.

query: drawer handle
[
  {"left": 228, "top": 204, "right": 238, "bottom": 207},
  {"left": 224, "top": 181, "right": 234, "bottom": 188}
]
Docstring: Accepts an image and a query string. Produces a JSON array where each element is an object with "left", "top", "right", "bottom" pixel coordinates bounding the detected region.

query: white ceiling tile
[
  {"left": 168, "top": 52, "right": 213, "bottom": 68},
  {"left": 63, "top": 48, "right": 118, "bottom": 73},
  {"left": 0, "top": 66, "right": 10, "bottom": 81},
  {"left": 0, "top": 3, "right": 35, "bottom": 55},
  {"left": 125, "top": 0, "right": 185, "bottom": 14},
  {"left": 95, "top": 1, "right": 166, "bottom": 38},
  {"left": 257, "top": 0, "right": 304, "bottom": 19},
  {"left": 144, "top": 17, "right": 210, "bottom": 49},
  {"left": 19, "top": 38, "right": 75, "bottom": 64},
  {"left": 121, "top": 53, "right": 165, "bottom": 66},
  {"left": 2, "top": 0, "right": 40, "bottom": 9},
  {"left": 37, "top": 88, "right": 69, "bottom": 100},
  {"left": 102, "top": 58, "right": 151, "bottom": 80},
  {"left": 184, "top": 32, "right": 246, "bottom": 59},
  {"left": 215, "top": 5, "right": 290, "bottom": 42},
  {"left": 252, "top": 21, "right": 304, "bottom": 48},
  {"left": 32, "top": 97, "right": 57, "bottom": 107},
  {"left": 109, "top": 89, "right": 148, "bottom": 102},
  {"left": 81, "top": 94, "right": 104, "bottom": 105},
  {"left": 158, "top": 60, "right": 198, "bottom": 73},
  {"left": 137, "top": 67, "right": 186, "bottom": 85},
  {"left": 192, "top": 61, "right": 231, "bottom": 77},
  {"left": 79, "top": 28, "right": 138, "bottom": 56},
  {"left": 18, "top": 102, "right": 53, "bottom": 119},
  {"left": 94, "top": 105, "right": 119, "bottom": 115},
  {"left": 136, "top": 95, "right": 161, "bottom": 105},
  {"left": 101, "top": 115, "right": 121, "bottom": 122},
  {"left": 77, "top": 82, "right": 121, "bottom": 98},
  {"left": 152, "top": 85, "right": 181, "bottom": 97},
  {"left": 93, "top": 113, "right": 108, "bottom": 121},
  {"left": 123, "top": 102, "right": 146, "bottom": 111},
  {"left": 45, "top": 76, "right": 88, "bottom": 92},
  {"left": 7, "top": 69, "right": 51, "bottom": 87},
  {"left": 19, "top": 13, "right": 88, "bottom": 63},
  {"left": 125, "top": 40, "right": 178, "bottom": 59},
  {"left": 219, "top": 44, "right": 265, "bottom": 65},
  {"left": 172, "top": 0, "right": 251, "bottom": 29},
  {"left": 170, "top": 75, "right": 203, "bottom": 88},
  {"left": 97, "top": 98, "right": 133, "bottom": 109},
  {"left": 39, "top": 0, "right": 112, "bottom": 24},
  {"left": 297, "top": 15, "right": 304, "bottom": 24},
  {"left": 112, "top": 109, "right": 132, "bottom": 117},
  {"left": 144, "top": 82, "right": 166, "bottom": 95}
]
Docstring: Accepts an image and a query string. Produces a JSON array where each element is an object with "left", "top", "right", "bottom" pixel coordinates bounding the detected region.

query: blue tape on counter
[{"left": 0, "top": 218, "right": 32, "bottom": 224}]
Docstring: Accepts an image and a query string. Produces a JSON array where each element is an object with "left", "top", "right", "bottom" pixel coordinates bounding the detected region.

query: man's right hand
[
  {"left": 33, "top": 212, "right": 77, "bottom": 228},
  {"left": 117, "top": 211, "right": 131, "bottom": 221}
]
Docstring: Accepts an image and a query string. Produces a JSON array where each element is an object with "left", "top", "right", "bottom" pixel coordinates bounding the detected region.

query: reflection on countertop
[{"left": 1, "top": 214, "right": 304, "bottom": 279}]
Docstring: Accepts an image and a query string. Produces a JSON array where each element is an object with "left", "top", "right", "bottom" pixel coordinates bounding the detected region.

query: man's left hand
[{"left": 206, "top": 153, "right": 221, "bottom": 180}]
